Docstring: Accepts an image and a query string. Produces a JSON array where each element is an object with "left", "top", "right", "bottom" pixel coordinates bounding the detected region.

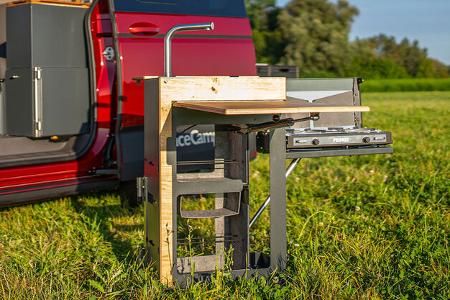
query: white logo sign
[
  {"left": 176, "top": 130, "right": 215, "bottom": 147},
  {"left": 333, "top": 137, "right": 350, "bottom": 143}
]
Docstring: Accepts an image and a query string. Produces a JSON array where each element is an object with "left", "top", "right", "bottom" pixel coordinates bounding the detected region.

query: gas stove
[{"left": 286, "top": 127, "right": 392, "bottom": 149}]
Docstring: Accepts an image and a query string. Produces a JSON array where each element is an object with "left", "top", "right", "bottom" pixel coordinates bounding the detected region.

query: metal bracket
[
  {"left": 137, "top": 177, "right": 154, "bottom": 203},
  {"left": 240, "top": 113, "right": 320, "bottom": 134}
]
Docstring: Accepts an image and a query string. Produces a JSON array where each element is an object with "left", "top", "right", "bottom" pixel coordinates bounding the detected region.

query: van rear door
[
  {"left": 112, "top": 0, "right": 256, "bottom": 126},
  {"left": 110, "top": 0, "right": 256, "bottom": 180}
]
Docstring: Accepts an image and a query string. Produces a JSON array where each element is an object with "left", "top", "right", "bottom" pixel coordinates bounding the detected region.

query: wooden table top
[{"left": 173, "top": 100, "right": 370, "bottom": 115}]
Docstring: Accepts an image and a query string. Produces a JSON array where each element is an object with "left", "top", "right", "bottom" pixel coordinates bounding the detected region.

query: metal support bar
[
  {"left": 286, "top": 146, "right": 393, "bottom": 159},
  {"left": 249, "top": 158, "right": 301, "bottom": 228},
  {"left": 269, "top": 128, "right": 287, "bottom": 270}
]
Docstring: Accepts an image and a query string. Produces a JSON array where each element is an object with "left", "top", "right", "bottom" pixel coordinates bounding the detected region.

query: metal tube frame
[{"left": 164, "top": 22, "right": 214, "bottom": 77}]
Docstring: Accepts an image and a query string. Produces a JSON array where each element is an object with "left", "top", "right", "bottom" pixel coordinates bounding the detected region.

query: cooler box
[{"left": 5, "top": 2, "right": 90, "bottom": 138}]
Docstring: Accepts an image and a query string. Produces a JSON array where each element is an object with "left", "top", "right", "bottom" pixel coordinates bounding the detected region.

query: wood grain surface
[{"left": 173, "top": 100, "right": 370, "bottom": 115}]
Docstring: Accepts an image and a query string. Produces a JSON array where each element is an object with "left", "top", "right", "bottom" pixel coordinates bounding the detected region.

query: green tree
[
  {"left": 246, "top": 0, "right": 283, "bottom": 63},
  {"left": 246, "top": 0, "right": 449, "bottom": 78},
  {"left": 350, "top": 34, "right": 449, "bottom": 78},
  {"left": 277, "top": 0, "right": 358, "bottom": 77}
]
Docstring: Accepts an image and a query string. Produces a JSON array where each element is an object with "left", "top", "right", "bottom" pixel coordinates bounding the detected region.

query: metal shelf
[
  {"left": 175, "top": 178, "right": 245, "bottom": 196},
  {"left": 286, "top": 146, "right": 393, "bottom": 159}
]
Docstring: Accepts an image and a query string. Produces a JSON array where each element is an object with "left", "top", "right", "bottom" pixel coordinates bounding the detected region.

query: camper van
[{"left": 0, "top": 0, "right": 256, "bottom": 205}]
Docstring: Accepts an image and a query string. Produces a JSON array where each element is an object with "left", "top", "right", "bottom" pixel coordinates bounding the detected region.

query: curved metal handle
[
  {"left": 9, "top": 75, "right": 20, "bottom": 80},
  {"left": 164, "top": 22, "right": 214, "bottom": 77},
  {"left": 129, "top": 22, "right": 160, "bottom": 36}
]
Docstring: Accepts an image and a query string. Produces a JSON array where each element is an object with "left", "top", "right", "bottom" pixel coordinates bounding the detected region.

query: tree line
[{"left": 246, "top": 0, "right": 449, "bottom": 78}]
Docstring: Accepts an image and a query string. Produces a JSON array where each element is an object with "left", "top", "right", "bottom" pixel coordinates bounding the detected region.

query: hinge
[
  {"left": 33, "top": 67, "right": 42, "bottom": 80},
  {"left": 137, "top": 177, "right": 150, "bottom": 203},
  {"left": 137, "top": 177, "right": 156, "bottom": 204},
  {"left": 35, "top": 120, "right": 42, "bottom": 133}
]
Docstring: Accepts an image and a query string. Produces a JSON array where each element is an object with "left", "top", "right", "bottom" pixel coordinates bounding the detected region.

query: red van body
[{"left": 0, "top": 0, "right": 256, "bottom": 205}]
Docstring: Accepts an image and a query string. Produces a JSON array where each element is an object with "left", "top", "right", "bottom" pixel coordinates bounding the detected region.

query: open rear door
[{"left": 107, "top": 0, "right": 257, "bottom": 181}]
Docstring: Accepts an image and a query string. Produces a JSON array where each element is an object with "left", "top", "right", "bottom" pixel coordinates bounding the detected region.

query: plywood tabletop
[{"left": 173, "top": 100, "right": 370, "bottom": 115}]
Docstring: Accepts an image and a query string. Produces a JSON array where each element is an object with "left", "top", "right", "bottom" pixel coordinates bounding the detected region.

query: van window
[{"left": 114, "top": 0, "right": 247, "bottom": 18}]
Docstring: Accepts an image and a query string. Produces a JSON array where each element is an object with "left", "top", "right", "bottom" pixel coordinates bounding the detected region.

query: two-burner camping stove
[{"left": 136, "top": 76, "right": 392, "bottom": 286}]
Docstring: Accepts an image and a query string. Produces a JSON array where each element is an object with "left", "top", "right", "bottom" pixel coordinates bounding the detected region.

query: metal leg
[
  {"left": 269, "top": 128, "right": 287, "bottom": 271},
  {"left": 249, "top": 158, "right": 301, "bottom": 228}
]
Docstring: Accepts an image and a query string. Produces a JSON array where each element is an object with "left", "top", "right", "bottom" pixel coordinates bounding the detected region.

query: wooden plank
[
  {"left": 6, "top": 0, "right": 89, "bottom": 7},
  {"left": 160, "top": 76, "right": 286, "bottom": 102},
  {"left": 148, "top": 77, "right": 175, "bottom": 286},
  {"left": 150, "top": 78, "right": 174, "bottom": 286},
  {"left": 173, "top": 100, "right": 370, "bottom": 115}
]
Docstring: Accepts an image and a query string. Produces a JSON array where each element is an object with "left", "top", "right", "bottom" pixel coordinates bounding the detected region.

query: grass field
[
  {"left": 0, "top": 92, "right": 449, "bottom": 299},
  {"left": 361, "top": 78, "right": 450, "bottom": 93}
]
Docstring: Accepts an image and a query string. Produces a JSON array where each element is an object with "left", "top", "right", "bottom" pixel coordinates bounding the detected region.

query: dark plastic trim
[
  {"left": 0, "top": 178, "right": 117, "bottom": 207},
  {"left": 107, "top": 0, "right": 124, "bottom": 180},
  {"left": 113, "top": 0, "right": 247, "bottom": 18}
]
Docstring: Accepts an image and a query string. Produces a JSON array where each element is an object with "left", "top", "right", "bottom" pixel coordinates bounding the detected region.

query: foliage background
[{"left": 246, "top": 0, "right": 450, "bottom": 79}]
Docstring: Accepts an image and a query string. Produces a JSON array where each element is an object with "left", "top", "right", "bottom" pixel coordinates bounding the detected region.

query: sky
[{"left": 277, "top": 0, "right": 450, "bottom": 64}]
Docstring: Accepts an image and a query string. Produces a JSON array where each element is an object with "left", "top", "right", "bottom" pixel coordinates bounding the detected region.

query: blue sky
[{"left": 277, "top": 0, "right": 450, "bottom": 64}]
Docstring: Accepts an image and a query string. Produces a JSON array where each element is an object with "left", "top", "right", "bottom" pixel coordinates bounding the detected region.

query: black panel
[
  {"left": 120, "top": 126, "right": 144, "bottom": 181},
  {"left": 176, "top": 125, "right": 215, "bottom": 173},
  {"left": 114, "top": 0, "right": 247, "bottom": 18},
  {"left": 0, "top": 43, "right": 5, "bottom": 59}
]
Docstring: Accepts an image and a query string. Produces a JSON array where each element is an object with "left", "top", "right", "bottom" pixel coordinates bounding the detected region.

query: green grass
[
  {"left": 361, "top": 78, "right": 450, "bottom": 93},
  {"left": 1, "top": 91, "right": 449, "bottom": 299}
]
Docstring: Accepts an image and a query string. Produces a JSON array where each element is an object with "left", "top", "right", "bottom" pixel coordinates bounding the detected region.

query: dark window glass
[{"left": 114, "top": 0, "right": 247, "bottom": 17}]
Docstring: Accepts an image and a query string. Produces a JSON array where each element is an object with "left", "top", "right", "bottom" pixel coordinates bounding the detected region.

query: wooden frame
[
  {"left": 143, "top": 76, "right": 285, "bottom": 285},
  {"left": 141, "top": 76, "right": 371, "bottom": 285}
]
